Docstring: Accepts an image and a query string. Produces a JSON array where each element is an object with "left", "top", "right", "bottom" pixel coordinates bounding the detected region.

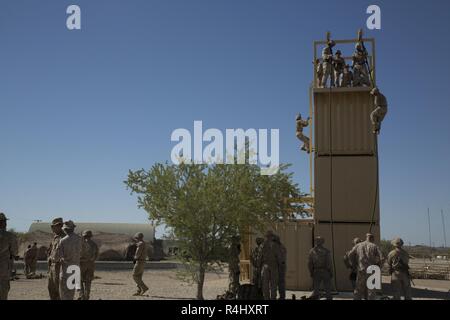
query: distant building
[{"left": 28, "top": 222, "right": 155, "bottom": 241}]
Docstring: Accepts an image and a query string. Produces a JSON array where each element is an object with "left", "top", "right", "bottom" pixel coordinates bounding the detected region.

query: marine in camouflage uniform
[
  {"left": 261, "top": 230, "right": 279, "bottom": 300},
  {"left": 57, "top": 220, "right": 82, "bottom": 300},
  {"left": 321, "top": 40, "right": 336, "bottom": 88},
  {"left": 228, "top": 236, "right": 241, "bottom": 297},
  {"left": 348, "top": 233, "right": 384, "bottom": 300},
  {"left": 250, "top": 237, "right": 264, "bottom": 289},
  {"left": 24, "top": 245, "right": 33, "bottom": 276},
  {"left": 47, "top": 217, "right": 65, "bottom": 300},
  {"left": 79, "top": 230, "right": 99, "bottom": 300},
  {"left": 341, "top": 65, "right": 353, "bottom": 87},
  {"left": 132, "top": 232, "right": 149, "bottom": 296},
  {"left": 352, "top": 43, "right": 371, "bottom": 87},
  {"left": 308, "top": 236, "right": 333, "bottom": 300},
  {"left": 296, "top": 113, "right": 310, "bottom": 153},
  {"left": 343, "top": 237, "right": 362, "bottom": 290},
  {"left": 333, "top": 50, "right": 346, "bottom": 87},
  {"left": 0, "top": 213, "right": 18, "bottom": 300},
  {"left": 370, "top": 87, "right": 388, "bottom": 135},
  {"left": 29, "top": 243, "right": 38, "bottom": 275},
  {"left": 314, "top": 59, "right": 323, "bottom": 87},
  {"left": 387, "top": 238, "right": 412, "bottom": 300},
  {"left": 273, "top": 235, "right": 287, "bottom": 300}
]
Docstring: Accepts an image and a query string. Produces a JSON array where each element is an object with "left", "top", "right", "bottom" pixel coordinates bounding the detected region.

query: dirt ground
[{"left": 7, "top": 269, "right": 450, "bottom": 300}]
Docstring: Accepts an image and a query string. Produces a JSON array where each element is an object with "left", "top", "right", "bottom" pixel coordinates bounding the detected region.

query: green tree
[{"left": 125, "top": 162, "right": 300, "bottom": 299}]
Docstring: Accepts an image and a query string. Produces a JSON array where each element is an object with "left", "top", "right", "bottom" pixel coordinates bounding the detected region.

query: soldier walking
[
  {"left": 57, "top": 220, "right": 82, "bottom": 300},
  {"left": 47, "top": 217, "right": 65, "bottom": 300},
  {"left": 308, "top": 236, "right": 333, "bottom": 300},
  {"left": 387, "top": 238, "right": 412, "bottom": 300},
  {"left": 79, "top": 230, "right": 99, "bottom": 300},
  {"left": 348, "top": 233, "right": 384, "bottom": 300},
  {"left": 261, "top": 230, "right": 279, "bottom": 300},
  {"left": 132, "top": 232, "right": 149, "bottom": 296},
  {"left": 273, "top": 235, "right": 287, "bottom": 300},
  {"left": 370, "top": 87, "right": 388, "bottom": 134},
  {"left": 343, "top": 238, "right": 362, "bottom": 290},
  {"left": 0, "top": 213, "right": 18, "bottom": 300}
]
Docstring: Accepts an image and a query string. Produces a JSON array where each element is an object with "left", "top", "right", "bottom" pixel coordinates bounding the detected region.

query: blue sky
[{"left": 1, "top": 0, "right": 449, "bottom": 245}]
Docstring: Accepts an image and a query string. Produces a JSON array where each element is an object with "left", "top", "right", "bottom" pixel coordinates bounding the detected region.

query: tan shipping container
[
  {"left": 314, "top": 222, "right": 380, "bottom": 291},
  {"left": 314, "top": 87, "right": 376, "bottom": 156},
  {"left": 314, "top": 156, "right": 380, "bottom": 222}
]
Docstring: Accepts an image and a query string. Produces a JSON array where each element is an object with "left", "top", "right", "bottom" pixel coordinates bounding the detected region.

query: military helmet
[
  {"left": 328, "top": 40, "right": 336, "bottom": 47},
  {"left": 315, "top": 236, "right": 325, "bottom": 245},
  {"left": 391, "top": 237, "right": 404, "bottom": 247},
  {"left": 370, "top": 87, "right": 380, "bottom": 95},
  {"left": 134, "top": 232, "right": 144, "bottom": 240},
  {"left": 82, "top": 230, "right": 93, "bottom": 237},
  {"left": 296, "top": 113, "right": 302, "bottom": 121},
  {"left": 336, "top": 50, "right": 342, "bottom": 55},
  {"left": 51, "top": 217, "right": 63, "bottom": 226},
  {"left": 62, "top": 220, "right": 76, "bottom": 230},
  {"left": 0, "top": 212, "right": 8, "bottom": 221},
  {"left": 355, "top": 43, "right": 363, "bottom": 50}
]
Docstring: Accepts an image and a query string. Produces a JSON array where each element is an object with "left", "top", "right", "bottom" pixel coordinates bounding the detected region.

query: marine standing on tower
[
  {"left": 333, "top": 50, "right": 346, "bottom": 87},
  {"left": 0, "top": 213, "right": 18, "bottom": 300},
  {"left": 321, "top": 40, "right": 336, "bottom": 87},
  {"left": 341, "top": 65, "right": 353, "bottom": 87},
  {"left": 352, "top": 42, "right": 371, "bottom": 87},
  {"left": 79, "top": 230, "right": 99, "bottom": 300}
]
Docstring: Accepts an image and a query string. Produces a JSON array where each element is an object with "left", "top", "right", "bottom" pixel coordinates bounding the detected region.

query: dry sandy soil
[{"left": 8, "top": 269, "right": 450, "bottom": 300}]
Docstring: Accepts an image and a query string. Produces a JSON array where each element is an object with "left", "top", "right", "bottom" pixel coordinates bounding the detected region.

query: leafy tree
[{"left": 125, "top": 162, "right": 300, "bottom": 299}]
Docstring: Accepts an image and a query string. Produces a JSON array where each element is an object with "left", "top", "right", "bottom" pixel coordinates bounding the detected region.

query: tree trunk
[{"left": 196, "top": 264, "right": 206, "bottom": 300}]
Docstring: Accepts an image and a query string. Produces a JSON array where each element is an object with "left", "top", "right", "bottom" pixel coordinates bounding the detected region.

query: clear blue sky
[{"left": 1, "top": 0, "right": 449, "bottom": 245}]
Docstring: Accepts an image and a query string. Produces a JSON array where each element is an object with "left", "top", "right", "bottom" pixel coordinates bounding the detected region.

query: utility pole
[
  {"left": 427, "top": 208, "right": 432, "bottom": 259},
  {"left": 441, "top": 209, "right": 447, "bottom": 248}
]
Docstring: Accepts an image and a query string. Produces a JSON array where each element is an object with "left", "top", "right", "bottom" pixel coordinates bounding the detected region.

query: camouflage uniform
[
  {"left": 29, "top": 244, "right": 38, "bottom": 275},
  {"left": 132, "top": 233, "right": 148, "bottom": 295},
  {"left": 273, "top": 235, "right": 287, "bottom": 300},
  {"left": 261, "top": 231, "right": 279, "bottom": 300},
  {"left": 56, "top": 221, "right": 82, "bottom": 300},
  {"left": 370, "top": 88, "right": 388, "bottom": 134},
  {"left": 321, "top": 41, "right": 335, "bottom": 87},
  {"left": 333, "top": 50, "right": 345, "bottom": 87},
  {"left": 296, "top": 114, "right": 310, "bottom": 153},
  {"left": 387, "top": 238, "right": 412, "bottom": 300},
  {"left": 250, "top": 238, "right": 264, "bottom": 289},
  {"left": 0, "top": 213, "right": 18, "bottom": 300},
  {"left": 79, "top": 230, "right": 99, "bottom": 300},
  {"left": 24, "top": 246, "right": 33, "bottom": 276},
  {"left": 352, "top": 43, "right": 370, "bottom": 87},
  {"left": 343, "top": 238, "right": 362, "bottom": 290},
  {"left": 308, "top": 236, "right": 333, "bottom": 300},
  {"left": 348, "top": 234, "right": 383, "bottom": 300},
  {"left": 341, "top": 65, "right": 353, "bottom": 87},
  {"left": 314, "top": 59, "right": 323, "bottom": 87},
  {"left": 228, "top": 236, "right": 241, "bottom": 297},
  {"left": 47, "top": 217, "right": 65, "bottom": 300}
]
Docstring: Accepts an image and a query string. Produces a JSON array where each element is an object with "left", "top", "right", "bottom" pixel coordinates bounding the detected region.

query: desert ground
[{"left": 8, "top": 263, "right": 450, "bottom": 300}]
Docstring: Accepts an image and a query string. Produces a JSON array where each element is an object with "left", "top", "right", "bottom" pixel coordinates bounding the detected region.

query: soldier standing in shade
[
  {"left": 273, "top": 235, "right": 287, "bottom": 300},
  {"left": 132, "top": 232, "right": 149, "bottom": 296},
  {"left": 296, "top": 113, "right": 310, "bottom": 153},
  {"left": 321, "top": 40, "right": 336, "bottom": 87},
  {"left": 343, "top": 237, "right": 362, "bottom": 291},
  {"left": 24, "top": 245, "right": 33, "bottom": 277},
  {"left": 308, "top": 236, "right": 333, "bottom": 300},
  {"left": 341, "top": 65, "right": 353, "bottom": 87},
  {"left": 47, "top": 217, "right": 65, "bottom": 300},
  {"left": 370, "top": 87, "right": 388, "bottom": 135},
  {"left": 333, "top": 50, "right": 346, "bottom": 87},
  {"left": 56, "top": 220, "right": 82, "bottom": 300},
  {"left": 387, "top": 238, "right": 412, "bottom": 300},
  {"left": 261, "top": 230, "right": 279, "bottom": 300},
  {"left": 79, "top": 230, "right": 99, "bottom": 300},
  {"left": 29, "top": 242, "right": 38, "bottom": 276},
  {"left": 250, "top": 237, "right": 264, "bottom": 291},
  {"left": 0, "top": 213, "right": 18, "bottom": 300},
  {"left": 348, "top": 233, "right": 384, "bottom": 300},
  {"left": 228, "top": 235, "right": 241, "bottom": 297}
]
